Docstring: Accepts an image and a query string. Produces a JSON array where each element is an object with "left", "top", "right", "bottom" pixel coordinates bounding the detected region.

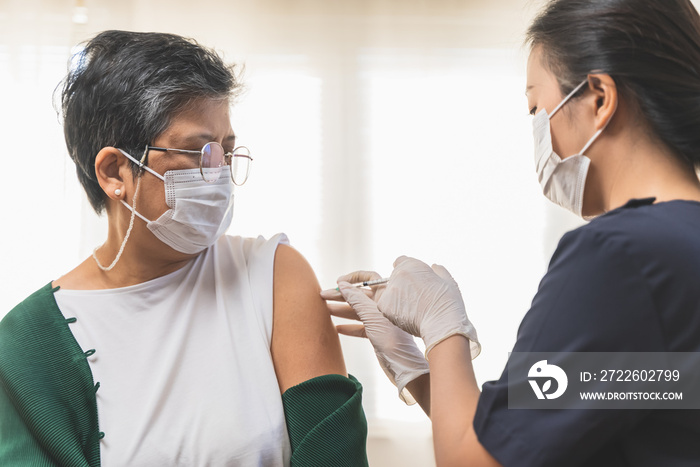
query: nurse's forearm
[
  {"left": 405, "top": 373, "right": 431, "bottom": 416},
  {"left": 428, "top": 336, "right": 501, "bottom": 467}
]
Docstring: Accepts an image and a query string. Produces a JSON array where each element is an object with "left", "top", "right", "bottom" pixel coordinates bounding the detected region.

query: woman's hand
[
  {"left": 321, "top": 270, "right": 430, "bottom": 405},
  {"left": 378, "top": 256, "right": 481, "bottom": 359}
]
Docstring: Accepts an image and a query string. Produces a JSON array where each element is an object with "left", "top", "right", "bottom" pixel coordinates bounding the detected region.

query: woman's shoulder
[
  {"left": 0, "top": 283, "right": 79, "bottom": 382},
  {"left": 0, "top": 283, "right": 58, "bottom": 334},
  {"left": 522, "top": 198, "right": 700, "bottom": 353},
  {"left": 219, "top": 233, "right": 289, "bottom": 265},
  {"left": 557, "top": 197, "right": 700, "bottom": 262}
]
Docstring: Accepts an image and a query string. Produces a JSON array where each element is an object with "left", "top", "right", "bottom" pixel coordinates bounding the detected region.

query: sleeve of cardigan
[
  {"left": 0, "top": 378, "right": 56, "bottom": 466},
  {"left": 282, "top": 374, "right": 369, "bottom": 467}
]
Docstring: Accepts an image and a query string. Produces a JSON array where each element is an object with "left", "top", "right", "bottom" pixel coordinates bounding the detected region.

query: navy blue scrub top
[{"left": 474, "top": 198, "right": 700, "bottom": 467}]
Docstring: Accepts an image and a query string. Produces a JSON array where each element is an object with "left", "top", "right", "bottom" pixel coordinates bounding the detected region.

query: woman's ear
[
  {"left": 95, "top": 147, "right": 128, "bottom": 201},
  {"left": 587, "top": 73, "right": 618, "bottom": 131}
]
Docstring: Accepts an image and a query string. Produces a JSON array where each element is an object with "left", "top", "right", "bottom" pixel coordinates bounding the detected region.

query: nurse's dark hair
[
  {"left": 57, "top": 30, "right": 241, "bottom": 214},
  {"left": 526, "top": 0, "right": 700, "bottom": 168}
]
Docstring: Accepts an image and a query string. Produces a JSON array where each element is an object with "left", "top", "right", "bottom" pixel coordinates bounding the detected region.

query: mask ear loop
[
  {"left": 579, "top": 91, "right": 619, "bottom": 156},
  {"left": 93, "top": 151, "right": 146, "bottom": 272}
]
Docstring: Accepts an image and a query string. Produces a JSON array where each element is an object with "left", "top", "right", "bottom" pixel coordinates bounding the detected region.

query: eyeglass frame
[{"left": 138, "top": 142, "right": 253, "bottom": 185}]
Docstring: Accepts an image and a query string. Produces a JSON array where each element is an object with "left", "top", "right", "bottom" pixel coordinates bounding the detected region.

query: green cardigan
[{"left": 0, "top": 283, "right": 368, "bottom": 466}]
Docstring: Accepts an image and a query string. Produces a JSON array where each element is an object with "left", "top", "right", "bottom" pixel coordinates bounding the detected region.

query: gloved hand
[
  {"left": 321, "top": 270, "right": 430, "bottom": 405},
  {"left": 378, "top": 256, "right": 481, "bottom": 359}
]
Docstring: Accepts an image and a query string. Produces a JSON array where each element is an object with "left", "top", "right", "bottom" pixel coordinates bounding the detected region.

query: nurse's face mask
[{"left": 532, "top": 78, "right": 616, "bottom": 219}]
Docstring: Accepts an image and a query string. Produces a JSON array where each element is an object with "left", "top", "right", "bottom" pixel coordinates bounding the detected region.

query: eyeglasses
[{"left": 145, "top": 142, "right": 253, "bottom": 185}]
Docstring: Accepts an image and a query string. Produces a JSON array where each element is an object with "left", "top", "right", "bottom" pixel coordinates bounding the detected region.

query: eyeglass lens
[
  {"left": 200, "top": 142, "right": 251, "bottom": 185},
  {"left": 201, "top": 142, "right": 225, "bottom": 183},
  {"left": 232, "top": 146, "right": 251, "bottom": 186}
]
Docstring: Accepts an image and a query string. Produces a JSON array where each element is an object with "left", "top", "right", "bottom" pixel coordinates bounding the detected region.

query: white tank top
[{"left": 55, "top": 234, "right": 292, "bottom": 467}]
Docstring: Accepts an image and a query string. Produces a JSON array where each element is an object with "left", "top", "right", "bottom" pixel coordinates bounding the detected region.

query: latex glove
[
  {"left": 321, "top": 270, "right": 430, "bottom": 404},
  {"left": 378, "top": 256, "right": 481, "bottom": 359}
]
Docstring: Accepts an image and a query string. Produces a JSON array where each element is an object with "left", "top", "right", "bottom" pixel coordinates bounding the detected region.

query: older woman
[{"left": 0, "top": 31, "right": 367, "bottom": 466}]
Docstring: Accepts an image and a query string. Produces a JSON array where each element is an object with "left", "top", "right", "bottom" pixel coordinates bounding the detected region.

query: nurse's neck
[{"left": 583, "top": 106, "right": 700, "bottom": 216}]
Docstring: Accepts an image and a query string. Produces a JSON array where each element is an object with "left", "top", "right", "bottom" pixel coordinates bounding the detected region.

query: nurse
[{"left": 323, "top": 0, "right": 700, "bottom": 465}]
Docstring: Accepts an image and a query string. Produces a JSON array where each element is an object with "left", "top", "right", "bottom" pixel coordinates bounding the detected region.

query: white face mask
[
  {"left": 118, "top": 149, "right": 234, "bottom": 254},
  {"left": 533, "top": 79, "right": 615, "bottom": 219}
]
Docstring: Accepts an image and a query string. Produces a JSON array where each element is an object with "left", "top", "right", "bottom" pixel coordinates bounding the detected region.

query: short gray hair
[{"left": 58, "top": 30, "right": 242, "bottom": 214}]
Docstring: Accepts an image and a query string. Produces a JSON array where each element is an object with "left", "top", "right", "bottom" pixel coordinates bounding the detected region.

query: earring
[{"left": 114, "top": 189, "right": 122, "bottom": 196}]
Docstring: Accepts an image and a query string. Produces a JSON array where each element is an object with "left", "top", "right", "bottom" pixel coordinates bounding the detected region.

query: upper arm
[{"left": 271, "top": 244, "right": 347, "bottom": 393}]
